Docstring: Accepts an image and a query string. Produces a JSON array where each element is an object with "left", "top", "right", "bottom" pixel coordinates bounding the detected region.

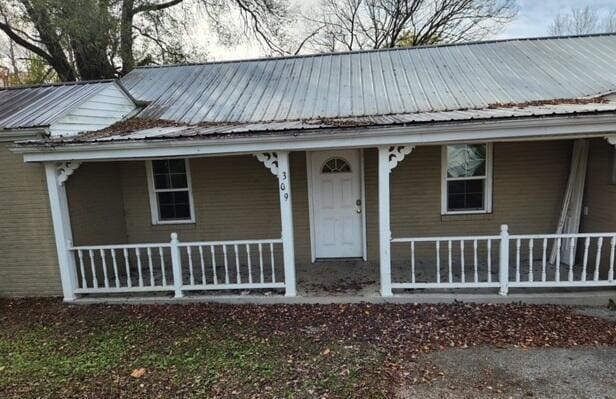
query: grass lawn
[{"left": 1, "top": 299, "right": 615, "bottom": 398}]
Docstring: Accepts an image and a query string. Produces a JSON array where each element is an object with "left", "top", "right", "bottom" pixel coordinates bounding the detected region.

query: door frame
[{"left": 306, "top": 149, "right": 367, "bottom": 262}]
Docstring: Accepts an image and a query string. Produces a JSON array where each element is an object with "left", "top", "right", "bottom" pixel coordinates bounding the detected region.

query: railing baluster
[
  {"left": 210, "top": 245, "right": 218, "bottom": 285},
  {"left": 100, "top": 249, "right": 109, "bottom": 289},
  {"left": 187, "top": 246, "right": 195, "bottom": 286},
  {"left": 159, "top": 247, "right": 167, "bottom": 286},
  {"left": 270, "top": 242, "right": 276, "bottom": 283},
  {"left": 528, "top": 239, "right": 534, "bottom": 282},
  {"left": 88, "top": 249, "right": 98, "bottom": 288},
  {"left": 447, "top": 240, "right": 452, "bottom": 283},
  {"left": 246, "top": 244, "right": 253, "bottom": 284},
  {"left": 135, "top": 248, "right": 144, "bottom": 287},
  {"left": 555, "top": 238, "right": 561, "bottom": 282},
  {"left": 487, "top": 240, "right": 492, "bottom": 283},
  {"left": 223, "top": 245, "right": 230, "bottom": 284},
  {"left": 582, "top": 237, "right": 590, "bottom": 282},
  {"left": 111, "top": 249, "right": 120, "bottom": 288},
  {"left": 410, "top": 241, "right": 415, "bottom": 285},
  {"left": 473, "top": 240, "right": 478, "bottom": 283},
  {"left": 541, "top": 238, "right": 547, "bottom": 282},
  {"left": 460, "top": 240, "right": 465, "bottom": 283},
  {"left": 199, "top": 246, "right": 206, "bottom": 285},
  {"left": 147, "top": 247, "right": 155, "bottom": 287},
  {"left": 258, "top": 243, "right": 265, "bottom": 284},
  {"left": 436, "top": 240, "right": 441, "bottom": 284},
  {"left": 123, "top": 248, "right": 132, "bottom": 288},
  {"left": 77, "top": 249, "right": 87, "bottom": 289},
  {"left": 594, "top": 237, "right": 603, "bottom": 281},
  {"left": 568, "top": 237, "right": 575, "bottom": 282},
  {"left": 515, "top": 239, "right": 521, "bottom": 282},
  {"left": 234, "top": 244, "right": 241, "bottom": 284},
  {"left": 609, "top": 236, "right": 615, "bottom": 282}
]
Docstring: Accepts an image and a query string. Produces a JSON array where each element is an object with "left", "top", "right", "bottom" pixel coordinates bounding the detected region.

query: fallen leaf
[{"left": 130, "top": 368, "right": 146, "bottom": 379}]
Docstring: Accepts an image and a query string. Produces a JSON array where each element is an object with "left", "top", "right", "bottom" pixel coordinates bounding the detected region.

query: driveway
[{"left": 401, "top": 347, "right": 616, "bottom": 399}]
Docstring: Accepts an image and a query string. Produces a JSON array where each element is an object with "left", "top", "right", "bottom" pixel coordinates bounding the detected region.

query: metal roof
[
  {"left": 48, "top": 102, "right": 616, "bottom": 144},
  {"left": 122, "top": 34, "right": 616, "bottom": 124},
  {"left": 0, "top": 80, "right": 116, "bottom": 130}
]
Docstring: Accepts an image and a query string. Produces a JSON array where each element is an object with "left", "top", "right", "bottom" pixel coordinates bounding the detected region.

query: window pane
[
  {"left": 157, "top": 191, "right": 191, "bottom": 220},
  {"left": 168, "top": 159, "right": 186, "bottom": 173},
  {"left": 447, "top": 180, "right": 485, "bottom": 211},
  {"left": 447, "top": 144, "right": 486, "bottom": 178},
  {"left": 154, "top": 174, "right": 170, "bottom": 189},
  {"left": 152, "top": 160, "right": 170, "bottom": 174},
  {"left": 170, "top": 173, "right": 188, "bottom": 188}
]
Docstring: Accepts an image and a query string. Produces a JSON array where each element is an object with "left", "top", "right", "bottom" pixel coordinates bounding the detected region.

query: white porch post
[
  {"left": 254, "top": 151, "right": 297, "bottom": 296},
  {"left": 276, "top": 151, "right": 296, "bottom": 296},
  {"left": 378, "top": 145, "right": 414, "bottom": 297},
  {"left": 44, "top": 162, "right": 79, "bottom": 302}
]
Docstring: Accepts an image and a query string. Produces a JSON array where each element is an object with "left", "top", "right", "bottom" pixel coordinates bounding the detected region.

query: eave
[{"left": 13, "top": 112, "right": 616, "bottom": 162}]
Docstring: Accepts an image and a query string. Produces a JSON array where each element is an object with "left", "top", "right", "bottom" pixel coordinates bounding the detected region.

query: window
[
  {"left": 441, "top": 143, "right": 493, "bottom": 214},
  {"left": 322, "top": 157, "right": 351, "bottom": 173},
  {"left": 146, "top": 159, "right": 195, "bottom": 224}
]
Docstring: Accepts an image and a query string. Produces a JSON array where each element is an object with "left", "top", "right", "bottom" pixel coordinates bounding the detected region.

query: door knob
[{"left": 356, "top": 208, "right": 361, "bottom": 214}]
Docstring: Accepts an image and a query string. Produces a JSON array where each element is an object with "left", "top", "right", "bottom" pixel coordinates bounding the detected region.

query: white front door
[{"left": 310, "top": 150, "right": 364, "bottom": 258}]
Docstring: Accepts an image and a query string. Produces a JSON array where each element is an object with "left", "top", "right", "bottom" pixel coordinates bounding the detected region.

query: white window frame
[
  {"left": 146, "top": 158, "right": 196, "bottom": 225},
  {"left": 441, "top": 143, "right": 493, "bottom": 215}
]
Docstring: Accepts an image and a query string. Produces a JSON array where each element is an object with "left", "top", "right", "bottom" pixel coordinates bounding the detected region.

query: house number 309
[{"left": 280, "top": 171, "right": 289, "bottom": 201}]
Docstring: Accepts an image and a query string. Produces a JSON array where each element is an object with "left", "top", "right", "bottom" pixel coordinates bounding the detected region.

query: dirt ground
[{"left": 400, "top": 347, "right": 616, "bottom": 399}]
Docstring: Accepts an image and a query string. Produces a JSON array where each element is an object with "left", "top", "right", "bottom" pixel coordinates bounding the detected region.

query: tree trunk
[{"left": 120, "top": 0, "right": 135, "bottom": 75}]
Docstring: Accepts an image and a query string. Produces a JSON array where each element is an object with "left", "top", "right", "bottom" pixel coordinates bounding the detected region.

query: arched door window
[{"left": 322, "top": 157, "right": 351, "bottom": 173}]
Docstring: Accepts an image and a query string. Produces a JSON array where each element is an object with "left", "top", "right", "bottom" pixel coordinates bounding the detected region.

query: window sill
[{"left": 441, "top": 212, "right": 494, "bottom": 222}]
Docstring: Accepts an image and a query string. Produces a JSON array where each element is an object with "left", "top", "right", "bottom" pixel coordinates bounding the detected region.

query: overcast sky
[
  {"left": 497, "top": 0, "right": 616, "bottom": 39},
  {"left": 208, "top": 0, "right": 616, "bottom": 61}
]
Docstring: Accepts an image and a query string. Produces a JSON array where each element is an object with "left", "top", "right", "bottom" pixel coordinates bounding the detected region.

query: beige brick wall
[
  {"left": 0, "top": 143, "right": 61, "bottom": 297},
  {"left": 66, "top": 162, "right": 128, "bottom": 246},
  {"left": 372, "top": 141, "right": 572, "bottom": 262},
  {"left": 581, "top": 138, "right": 616, "bottom": 234},
  {"left": 111, "top": 141, "right": 570, "bottom": 265}
]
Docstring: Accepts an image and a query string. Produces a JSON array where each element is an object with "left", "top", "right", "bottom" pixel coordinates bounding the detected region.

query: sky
[
  {"left": 207, "top": 0, "right": 616, "bottom": 61},
  {"left": 497, "top": 0, "right": 616, "bottom": 39}
]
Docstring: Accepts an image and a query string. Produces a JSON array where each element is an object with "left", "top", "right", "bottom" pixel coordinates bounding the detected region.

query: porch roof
[{"left": 19, "top": 101, "right": 616, "bottom": 145}]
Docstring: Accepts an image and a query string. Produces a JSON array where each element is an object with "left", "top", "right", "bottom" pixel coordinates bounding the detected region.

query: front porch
[{"left": 38, "top": 137, "right": 616, "bottom": 303}]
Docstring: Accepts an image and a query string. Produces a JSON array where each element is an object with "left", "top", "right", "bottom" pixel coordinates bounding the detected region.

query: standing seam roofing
[{"left": 121, "top": 34, "right": 616, "bottom": 124}]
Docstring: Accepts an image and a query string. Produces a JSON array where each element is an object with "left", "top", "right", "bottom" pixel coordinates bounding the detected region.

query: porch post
[
  {"left": 277, "top": 151, "right": 296, "bottom": 297},
  {"left": 44, "top": 162, "right": 78, "bottom": 302},
  {"left": 377, "top": 146, "right": 393, "bottom": 297}
]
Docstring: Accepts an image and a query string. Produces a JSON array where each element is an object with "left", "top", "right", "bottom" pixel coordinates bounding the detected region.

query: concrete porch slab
[{"left": 72, "top": 289, "right": 615, "bottom": 306}]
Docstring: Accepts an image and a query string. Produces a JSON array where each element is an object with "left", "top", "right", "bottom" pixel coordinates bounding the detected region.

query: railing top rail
[
  {"left": 392, "top": 235, "right": 501, "bottom": 243},
  {"left": 509, "top": 232, "right": 616, "bottom": 239},
  {"left": 177, "top": 238, "right": 283, "bottom": 246},
  {"left": 70, "top": 243, "right": 172, "bottom": 250}
]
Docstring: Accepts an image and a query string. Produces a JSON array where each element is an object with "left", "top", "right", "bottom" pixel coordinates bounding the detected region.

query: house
[{"left": 1, "top": 34, "right": 616, "bottom": 302}]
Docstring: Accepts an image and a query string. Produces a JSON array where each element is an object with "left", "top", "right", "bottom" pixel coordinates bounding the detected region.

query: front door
[{"left": 310, "top": 150, "right": 363, "bottom": 259}]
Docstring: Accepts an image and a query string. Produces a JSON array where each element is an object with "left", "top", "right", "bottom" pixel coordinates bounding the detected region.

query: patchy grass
[{"left": 0, "top": 299, "right": 615, "bottom": 398}]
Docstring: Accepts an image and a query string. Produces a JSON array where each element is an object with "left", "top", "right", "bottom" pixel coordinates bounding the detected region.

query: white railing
[
  {"left": 508, "top": 232, "right": 616, "bottom": 288},
  {"left": 391, "top": 225, "right": 616, "bottom": 295},
  {"left": 70, "top": 233, "right": 285, "bottom": 296}
]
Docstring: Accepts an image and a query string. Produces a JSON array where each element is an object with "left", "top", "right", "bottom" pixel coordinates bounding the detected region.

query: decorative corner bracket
[
  {"left": 387, "top": 145, "right": 415, "bottom": 171},
  {"left": 606, "top": 135, "right": 616, "bottom": 148},
  {"left": 57, "top": 161, "right": 81, "bottom": 186},
  {"left": 254, "top": 152, "right": 279, "bottom": 175}
]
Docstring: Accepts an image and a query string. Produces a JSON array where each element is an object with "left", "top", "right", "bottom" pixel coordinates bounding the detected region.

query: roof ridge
[
  {"left": 0, "top": 79, "right": 116, "bottom": 91},
  {"left": 131, "top": 32, "right": 616, "bottom": 70}
]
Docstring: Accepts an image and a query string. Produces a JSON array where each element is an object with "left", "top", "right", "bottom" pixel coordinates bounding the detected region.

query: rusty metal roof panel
[
  {"left": 46, "top": 102, "right": 616, "bottom": 144},
  {"left": 121, "top": 34, "right": 616, "bottom": 125},
  {"left": 0, "top": 81, "right": 117, "bottom": 130}
]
